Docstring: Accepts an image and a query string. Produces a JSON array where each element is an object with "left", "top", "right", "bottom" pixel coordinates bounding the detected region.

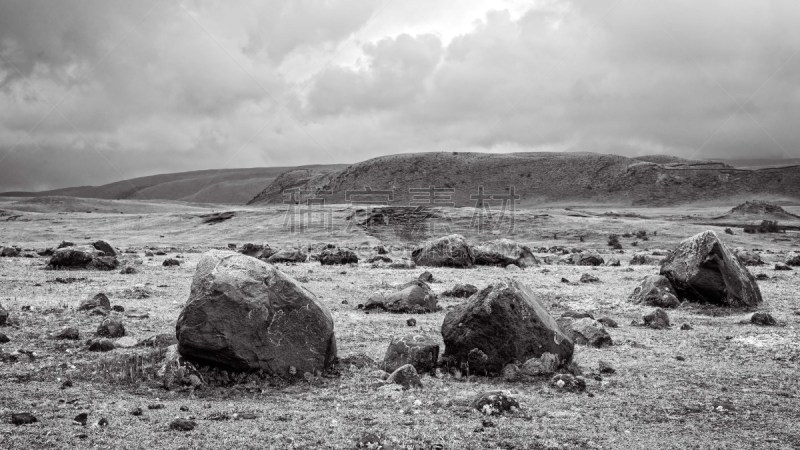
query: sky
[{"left": 1, "top": 0, "right": 799, "bottom": 191}]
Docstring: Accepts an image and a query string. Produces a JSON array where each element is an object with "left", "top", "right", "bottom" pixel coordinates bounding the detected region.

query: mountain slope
[
  {"left": 247, "top": 152, "right": 800, "bottom": 206},
  {"left": 1, "top": 166, "right": 345, "bottom": 204}
]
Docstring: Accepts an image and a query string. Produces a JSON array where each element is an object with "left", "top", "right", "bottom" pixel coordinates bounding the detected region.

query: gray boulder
[
  {"left": 383, "top": 334, "right": 439, "bottom": 374},
  {"left": 266, "top": 249, "right": 307, "bottom": 264},
  {"left": 176, "top": 250, "right": 336, "bottom": 376},
  {"left": 660, "top": 231, "right": 762, "bottom": 307},
  {"left": 411, "top": 234, "right": 474, "bottom": 268},
  {"left": 441, "top": 279, "right": 573, "bottom": 375},
  {"left": 78, "top": 293, "right": 111, "bottom": 312},
  {"left": 365, "top": 280, "right": 438, "bottom": 313},
  {"left": 629, "top": 275, "right": 681, "bottom": 308},
  {"left": 472, "top": 239, "right": 539, "bottom": 268},
  {"left": 557, "top": 317, "right": 613, "bottom": 348}
]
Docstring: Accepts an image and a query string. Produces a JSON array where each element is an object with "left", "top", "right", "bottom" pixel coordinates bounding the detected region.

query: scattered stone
[
  {"left": 0, "top": 246, "right": 20, "bottom": 257},
  {"left": 0, "top": 332, "right": 9, "bottom": 343},
  {"left": 319, "top": 248, "right": 358, "bottom": 265},
  {"left": 176, "top": 250, "right": 336, "bottom": 375},
  {"left": 73, "top": 413, "right": 88, "bottom": 426},
  {"left": 60, "top": 379, "right": 73, "bottom": 389},
  {"left": 406, "top": 318, "right": 416, "bottom": 327},
  {"left": 418, "top": 271, "right": 434, "bottom": 283},
  {"left": 388, "top": 259, "right": 416, "bottom": 269},
  {"left": 47, "top": 245, "right": 118, "bottom": 270},
  {"left": 561, "top": 310, "right": 594, "bottom": 320},
  {"left": 751, "top": 312, "right": 777, "bottom": 326},
  {"left": 11, "top": 413, "right": 38, "bottom": 425},
  {"left": 734, "top": 249, "right": 764, "bottom": 266},
  {"left": 605, "top": 257, "right": 621, "bottom": 267},
  {"left": 598, "top": 360, "right": 615, "bottom": 374},
  {"left": 597, "top": 317, "right": 618, "bottom": 328},
  {"left": 724, "top": 228, "right": 734, "bottom": 235},
  {"left": 579, "top": 273, "right": 600, "bottom": 283},
  {"left": 680, "top": 323, "right": 692, "bottom": 330},
  {"left": 774, "top": 263, "right": 792, "bottom": 271},
  {"left": 629, "top": 253, "right": 660, "bottom": 265},
  {"left": 112, "top": 305, "right": 124, "bottom": 312},
  {"left": 115, "top": 336, "right": 138, "bottom": 348},
  {"left": 96, "top": 318, "right": 125, "bottom": 338},
  {"left": 442, "top": 283, "right": 478, "bottom": 298},
  {"left": 560, "top": 277, "right": 570, "bottom": 283},
  {"left": 144, "top": 251, "right": 155, "bottom": 257},
  {"left": 549, "top": 373, "right": 586, "bottom": 393},
  {"left": 786, "top": 253, "right": 800, "bottom": 267},
  {"left": 441, "top": 280, "right": 573, "bottom": 375},
  {"left": 411, "top": 234, "right": 474, "bottom": 268},
  {"left": 355, "top": 432, "right": 385, "bottom": 449},
  {"left": 471, "top": 391, "right": 520, "bottom": 415},
  {"left": 386, "top": 364, "right": 422, "bottom": 389},
  {"left": 675, "top": 355, "right": 685, "bottom": 361},
  {"left": 120, "top": 266, "right": 138, "bottom": 275},
  {"left": 162, "top": 258, "right": 180, "bottom": 267},
  {"left": 643, "top": 308, "right": 670, "bottom": 330},
  {"left": 148, "top": 403, "right": 165, "bottom": 410},
  {"left": 576, "top": 252, "right": 604, "bottom": 266},
  {"left": 368, "top": 255, "right": 392, "bottom": 264},
  {"left": 755, "top": 273, "right": 769, "bottom": 280},
  {"left": 88, "top": 338, "right": 115, "bottom": 352},
  {"left": 0, "top": 304, "right": 7, "bottom": 325},
  {"left": 78, "top": 293, "right": 111, "bottom": 312},
  {"left": 519, "top": 352, "right": 560, "bottom": 377},
  {"left": 557, "top": 317, "right": 613, "bottom": 348},
  {"left": 130, "top": 408, "right": 143, "bottom": 416},
  {"left": 364, "top": 280, "right": 438, "bottom": 313},
  {"left": 660, "top": 230, "right": 762, "bottom": 307},
  {"left": 629, "top": 275, "right": 681, "bottom": 308},
  {"left": 52, "top": 327, "right": 80, "bottom": 340},
  {"left": 266, "top": 249, "right": 308, "bottom": 264},
  {"left": 169, "top": 418, "right": 196, "bottom": 432},
  {"left": 471, "top": 239, "right": 539, "bottom": 268},
  {"left": 383, "top": 334, "right": 440, "bottom": 374},
  {"left": 92, "top": 240, "right": 118, "bottom": 257}
]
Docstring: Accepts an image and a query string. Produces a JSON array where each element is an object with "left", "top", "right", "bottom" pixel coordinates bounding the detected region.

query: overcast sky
[{"left": 1, "top": 0, "right": 799, "bottom": 191}]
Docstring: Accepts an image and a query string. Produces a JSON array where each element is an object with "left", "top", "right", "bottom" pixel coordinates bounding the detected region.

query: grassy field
[{"left": 0, "top": 198, "right": 799, "bottom": 449}]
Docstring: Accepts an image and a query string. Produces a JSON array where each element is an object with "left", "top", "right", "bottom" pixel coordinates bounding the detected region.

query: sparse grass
[{"left": 0, "top": 200, "right": 799, "bottom": 448}]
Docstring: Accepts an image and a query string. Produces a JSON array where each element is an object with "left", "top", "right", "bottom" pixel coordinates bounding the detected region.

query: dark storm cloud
[{"left": 1, "top": 0, "right": 799, "bottom": 191}]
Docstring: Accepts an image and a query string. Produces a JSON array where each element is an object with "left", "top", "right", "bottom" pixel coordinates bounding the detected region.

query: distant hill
[
  {"left": 1, "top": 166, "right": 345, "bottom": 204},
  {"left": 247, "top": 152, "right": 800, "bottom": 206}
]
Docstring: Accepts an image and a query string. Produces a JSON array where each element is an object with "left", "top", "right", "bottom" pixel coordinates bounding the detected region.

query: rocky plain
[{"left": 1, "top": 197, "right": 799, "bottom": 449}]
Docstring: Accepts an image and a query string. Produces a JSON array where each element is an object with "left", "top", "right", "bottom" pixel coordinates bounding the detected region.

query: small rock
[
  {"left": 406, "top": 318, "right": 417, "bottom": 327},
  {"left": 560, "top": 277, "right": 570, "bottom": 283},
  {"left": 751, "top": 312, "right": 777, "bottom": 326},
  {"left": 130, "top": 407, "right": 143, "bottom": 416},
  {"left": 643, "top": 308, "right": 670, "bottom": 330},
  {"left": 520, "top": 353, "right": 560, "bottom": 377},
  {"left": 676, "top": 355, "right": 685, "bottom": 361},
  {"left": 755, "top": 273, "right": 769, "bottom": 280},
  {"left": 120, "top": 266, "right": 138, "bottom": 275},
  {"left": 597, "top": 317, "right": 618, "bottom": 328},
  {"left": 418, "top": 271, "right": 434, "bottom": 283},
  {"left": 169, "top": 418, "right": 196, "bottom": 431},
  {"left": 60, "top": 379, "right": 73, "bottom": 389},
  {"left": 549, "top": 373, "right": 586, "bottom": 393},
  {"left": 0, "top": 332, "right": 9, "bottom": 343},
  {"left": 774, "top": 263, "right": 792, "bottom": 271},
  {"left": 73, "top": 413, "right": 88, "bottom": 426},
  {"left": 355, "top": 432, "right": 384, "bottom": 448},
  {"left": 579, "top": 273, "right": 600, "bottom": 283},
  {"left": 52, "top": 327, "right": 80, "bottom": 340},
  {"left": 505, "top": 264, "right": 521, "bottom": 271},
  {"left": 680, "top": 323, "right": 692, "bottom": 330},
  {"left": 471, "top": 391, "right": 520, "bottom": 415},
  {"left": 442, "top": 284, "right": 478, "bottom": 298},
  {"left": 111, "top": 305, "right": 125, "bottom": 312},
  {"left": 11, "top": 413, "right": 38, "bottom": 425},
  {"left": 386, "top": 364, "right": 422, "bottom": 389},
  {"left": 78, "top": 293, "right": 111, "bottom": 312},
  {"left": 162, "top": 258, "right": 180, "bottom": 267},
  {"left": 598, "top": 360, "right": 615, "bottom": 374},
  {"left": 96, "top": 318, "right": 125, "bottom": 338},
  {"left": 88, "top": 338, "right": 115, "bottom": 352}
]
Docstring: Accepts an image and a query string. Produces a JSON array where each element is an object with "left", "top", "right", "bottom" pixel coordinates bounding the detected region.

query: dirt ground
[{"left": 0, "top": 198, "right": 799, "bottom": 449}]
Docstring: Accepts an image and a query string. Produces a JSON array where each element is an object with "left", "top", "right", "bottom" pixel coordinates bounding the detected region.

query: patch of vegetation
[{"left": 743, "top": 220, "right": 783, "bottom": 234}]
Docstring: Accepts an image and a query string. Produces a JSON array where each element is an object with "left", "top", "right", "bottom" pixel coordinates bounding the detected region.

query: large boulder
[
  {"left": 47, "top": 245, "right": 118, "bottom": 270},
  {"left": 471, "top": 239, "right": 539, "bottom": 268},
  {"left": 175, "top": 250, "right": 336, "bottom": 376},
  {"left": 441, "top": 279, "right": 573, "bottom": 375},
  {"left": 629, "top": 275, "right": 681, "bottom": 308},
  {"left": 318, "top": 248, "right": 358, "bottom": 265},
  {"left": 383, "top": 334, "right": 440, "bottom": 374},
  {"left": 411, "top": 234, "right": 474, "bottom": 268},
  {"left": 660, "top": 231, "right": 762, "bottom": 307},
  {"left": 365, "top": 280, "right": 438, "bottom": 313}
]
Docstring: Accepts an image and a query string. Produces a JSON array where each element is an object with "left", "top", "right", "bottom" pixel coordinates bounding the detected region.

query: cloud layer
[{"left": 1, "top": 0, "right": 799, "bottom": 191}]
